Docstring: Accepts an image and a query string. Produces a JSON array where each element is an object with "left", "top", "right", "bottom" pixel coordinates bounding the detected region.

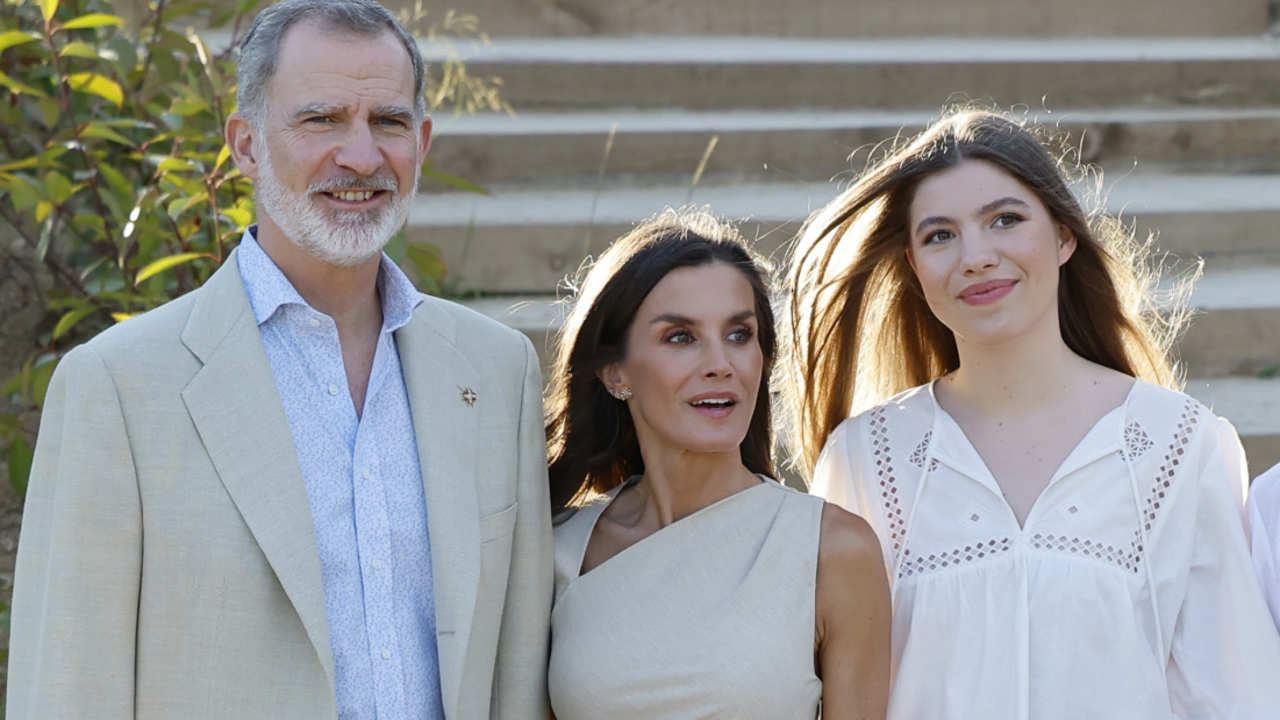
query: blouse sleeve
[
  {"left": 1247, "top": 464, "right": 1280, "bottom": 632},
  {"left": 811, "top": 421, "right": 858, "bottom": 512},
  {"left": 1167, "top": 417, "right": 1280, "bottom": 718},
  {"left": 811, "top": 419, "right": 895, "bottom": 578}
]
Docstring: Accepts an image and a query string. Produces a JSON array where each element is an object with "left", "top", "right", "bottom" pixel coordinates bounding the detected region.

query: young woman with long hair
[
  {"left": 545, "top": 208, "right": 890, "bottom": 719},
  {"left": 781, "top": 109, "right": 1280, "bottom": 718}
]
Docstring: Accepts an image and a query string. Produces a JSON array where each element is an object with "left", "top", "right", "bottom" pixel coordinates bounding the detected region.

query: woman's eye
[
  {"left": 665, "top": 330, "right": 693, "bottom": 344},
  {"left": 993, "top": 212, "right": 1024, "bottom": 228},
  {"left": 923, "top": 229, "right": 954, "bottom": 245},
  {"left": 727, "top": 327, "right": 754, "bottom": 343}
]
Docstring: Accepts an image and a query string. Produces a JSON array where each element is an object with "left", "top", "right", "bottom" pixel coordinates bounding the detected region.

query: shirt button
[
  {"left": 381, "top": 649, "right": 391, "bottom": 660},
  {"left": 371, "top": 558, "right": 382, "bottom": 570},
  {"left": 309, "top": 317, "right": 322, "bottom": 328},
  {"left": 328, "top": 384, "right": 339, "bottom": 396}
]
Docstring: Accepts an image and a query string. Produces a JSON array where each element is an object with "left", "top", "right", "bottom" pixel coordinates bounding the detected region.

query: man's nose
[{"left": 332, "top": 123, "right": 384, "bottom": 177}]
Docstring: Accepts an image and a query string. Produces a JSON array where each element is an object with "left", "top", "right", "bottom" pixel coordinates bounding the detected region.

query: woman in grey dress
[{"left": 543, "top": 208, "right": 890, "bottom": 719}]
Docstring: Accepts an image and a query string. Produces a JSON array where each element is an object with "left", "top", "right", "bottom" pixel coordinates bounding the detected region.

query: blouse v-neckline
[
  {"left": 926, "top": 377, "right": 1143, "bottom": 530},
  {"left": 573, "top": 476, "right": 774, "bottom": 581}
]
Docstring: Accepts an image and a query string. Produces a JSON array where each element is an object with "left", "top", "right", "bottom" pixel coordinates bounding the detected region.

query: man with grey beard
[{"left": 6, "top": 1, "right": 553, "bottom": 718}]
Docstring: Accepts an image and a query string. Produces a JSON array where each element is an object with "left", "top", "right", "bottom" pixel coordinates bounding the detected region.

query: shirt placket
[{"left": 352, "top": 332, "right": 406, "bottom": 720}]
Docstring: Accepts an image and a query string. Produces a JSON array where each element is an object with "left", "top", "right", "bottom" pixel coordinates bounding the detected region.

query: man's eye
[{"left": 305, "top": 116, "right": 333, "bottom": 124}]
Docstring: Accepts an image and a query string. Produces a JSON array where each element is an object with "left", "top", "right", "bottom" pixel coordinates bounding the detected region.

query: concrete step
[
  {"left": 406, "top": 173, "right": 1280, "bottom": 294},
  {"left": 1180, "top": 261, "right": 1280, "bottom": 377},
  {"left": 418, "top": 36, "right": 1280, "bottom": 111},
  {"left": 1185, "top": 378, "right": 1280, "bottom": 474},
  {"left": 461, "top": 291, "right": 1280, "bottom": 473},
  {"left": 429, "top": 107, "right": 1280, "bottom": 186},
  {"left": 391, "top": 0, "right": 1269, "bottom": 37}
]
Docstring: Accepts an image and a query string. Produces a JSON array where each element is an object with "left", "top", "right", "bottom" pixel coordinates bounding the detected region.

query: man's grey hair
[{"left": 236, "top": 0, "right": 427, "bottom": 127}]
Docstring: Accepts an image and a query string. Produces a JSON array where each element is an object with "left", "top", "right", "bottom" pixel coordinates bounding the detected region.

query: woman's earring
[{"left": 610, "top": 385, "right": 633, "bottom": 401}]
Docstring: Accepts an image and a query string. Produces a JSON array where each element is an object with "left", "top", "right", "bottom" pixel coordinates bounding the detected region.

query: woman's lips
[{"left": 959, "top": 279, "right": 1018, "bottom": 306}]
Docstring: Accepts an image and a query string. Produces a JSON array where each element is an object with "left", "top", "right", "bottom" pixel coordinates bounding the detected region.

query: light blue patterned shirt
[{"left": 237, "top": 228, "right": 444, "bottom": 720}]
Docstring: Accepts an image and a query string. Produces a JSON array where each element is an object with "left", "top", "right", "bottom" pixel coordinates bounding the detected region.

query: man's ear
[
  {"left": 418, "top": 113, "right": 433, "bottom": 164},
  {"left": 225, "top": 112, "right": 261, "bottom": 180},
  {"left": 1056, "top": 223, "right": 1077, "bottom": 266}
]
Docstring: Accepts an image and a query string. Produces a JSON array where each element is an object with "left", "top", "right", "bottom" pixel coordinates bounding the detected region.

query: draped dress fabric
[
  {"left": 548, "top": 478, "right": 824, "bottom": 719},
  {"left": 813, "top": 379, "right": 1280, "bottom": 720}
]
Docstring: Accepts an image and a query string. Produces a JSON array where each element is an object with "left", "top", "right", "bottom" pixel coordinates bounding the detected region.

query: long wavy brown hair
[
  {"left": 546, "top": 208, "right": 777, "bottom": 515},
  {"left": 780, "top": 108, "right": 1194, "bottom": 476}
]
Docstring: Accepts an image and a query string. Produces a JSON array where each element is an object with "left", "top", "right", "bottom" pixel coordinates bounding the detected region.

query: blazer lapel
[
  {"left": 396, "top": 305, "right": 480, "bottom": 719},
  {"left": 179, "top": 253, "right": 334, "bottom": 687}
]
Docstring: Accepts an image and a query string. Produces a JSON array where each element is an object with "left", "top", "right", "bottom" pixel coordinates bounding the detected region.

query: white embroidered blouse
[
  {"left": 813, "top": 379, "right": 1280, "bottom": 720},
  {"left": 1247, "top": 463, "right": 1280, "bottom": 632}
]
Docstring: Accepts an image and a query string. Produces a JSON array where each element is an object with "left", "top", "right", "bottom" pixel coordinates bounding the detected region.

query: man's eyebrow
[
  {"left": 372, "top": 105, "right": 415, "bottom": 121},
  {"left": 291, "top": 103, "right": 344, "bottom": 119},
  {"left": 913, "top": 196, "right": 1031, "bottom": 235}
]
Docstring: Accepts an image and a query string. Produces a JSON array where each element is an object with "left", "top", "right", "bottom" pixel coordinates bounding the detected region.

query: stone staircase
[{"left": 394, "top": 0, "right": 1280, "bottom": 474}]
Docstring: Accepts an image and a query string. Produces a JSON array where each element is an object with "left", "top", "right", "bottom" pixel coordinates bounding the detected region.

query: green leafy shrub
[{"left": 0, "top": 0, "right": 502, "bottom": 499}]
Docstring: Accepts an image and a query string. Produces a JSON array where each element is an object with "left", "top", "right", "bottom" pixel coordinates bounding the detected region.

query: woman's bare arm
[{"left": 815, "top": 502, "right": 892, "bottom": 720}]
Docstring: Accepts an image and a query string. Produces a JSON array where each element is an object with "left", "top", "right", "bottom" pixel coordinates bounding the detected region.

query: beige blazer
[{"left": 7, "top": 251, "right": 553, "bottom": 719}]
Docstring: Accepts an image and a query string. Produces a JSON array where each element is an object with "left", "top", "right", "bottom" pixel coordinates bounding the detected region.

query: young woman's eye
[
  {"left": 727, "top": 327, "right": 754, "bottom": 343},
  {"left": 993, "top": 212, "right": 1024, "bottom": 228},
  {"left": 665, "top": 329, "right": 693, "bottom": 344},
  {"left": 922, "top": 229, "right": 954, "bottom": 245}
]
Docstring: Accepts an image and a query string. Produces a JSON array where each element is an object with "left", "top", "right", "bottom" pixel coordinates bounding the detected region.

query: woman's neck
[
  {"left": 941, "top": 317, "right": 1088, "bottom": 419},
  {"left": 631, "top": 447, "right": 759, "bottom": 528}
]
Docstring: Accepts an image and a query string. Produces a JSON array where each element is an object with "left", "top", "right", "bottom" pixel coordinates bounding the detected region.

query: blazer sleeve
[
  {"left": 6, "top": 344, "right": 142, "bottom": 719},
  {"left": 1166, "top": 417, "right": 1280, "bottom": 718},
  {"left": 488, "top": 335, "right": 553, "bottom": 719},
  {"left": 1247, "top": 466, "right": 1280, "bottom": 632}
]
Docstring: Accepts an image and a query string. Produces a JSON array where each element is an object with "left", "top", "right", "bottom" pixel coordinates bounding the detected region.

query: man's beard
[{"left": 253, "top": 139, "right": 418, "bottom": 267}]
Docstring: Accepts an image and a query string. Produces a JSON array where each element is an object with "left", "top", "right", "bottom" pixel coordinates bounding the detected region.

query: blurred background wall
[{"left": 383, "top": 0, "right": 1280, "bottom": 473}]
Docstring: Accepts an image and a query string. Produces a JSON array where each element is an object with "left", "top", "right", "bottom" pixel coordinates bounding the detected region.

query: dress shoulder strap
[{"left": 552, "top": 479, "right": 634, "bottom": 601}]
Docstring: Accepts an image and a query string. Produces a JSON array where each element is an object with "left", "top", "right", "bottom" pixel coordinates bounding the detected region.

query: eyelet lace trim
[
  {"left": 909, "top": 431, "right": 939, "bottom": 472},
  {"left": 871, "top": 408, "right": 908, "bottom": 560},
  {"left": 887, "top": 401, "right": 1204, "bottom": 580},
  {"left": 1123, "top": 421, "right": 1155, "bottom": 460},
  {"left": 1128, "top": 400, "right": 1201, "bottom": 569},
  {"left": 1031, "top": 533, "right": 1137, "bottom": 573},
  {"left": 1028, "top": 402, "right": 1201, "bottom": 575},
  {"left": 898, "top": 538, "right": 1013, "bottom": 578}
]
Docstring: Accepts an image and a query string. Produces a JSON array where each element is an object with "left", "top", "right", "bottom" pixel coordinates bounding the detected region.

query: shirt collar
[
  {"left": 236, "top": 225, "right": 425, "bottom": 333},
  {"left": 925, "top": 377, "right": 1135, "bottom": 489}
]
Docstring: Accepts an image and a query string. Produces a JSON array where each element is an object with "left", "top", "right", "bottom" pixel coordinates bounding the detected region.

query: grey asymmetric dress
[{"left": 548, "top": 477, "right": 824, "bottom": 719}]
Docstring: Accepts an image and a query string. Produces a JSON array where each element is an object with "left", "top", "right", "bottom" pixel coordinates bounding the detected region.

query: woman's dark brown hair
[
  {"left": 546, "top": 208, "right": 777, "bottom": 515},
  {"left": 780, "top": 108, "right": 1193, "bottom": 476}
]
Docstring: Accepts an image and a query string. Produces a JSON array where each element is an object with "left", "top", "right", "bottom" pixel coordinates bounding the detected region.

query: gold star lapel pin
[{"left": 460, "top": 386, "right": 478, "bottom": 407}]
